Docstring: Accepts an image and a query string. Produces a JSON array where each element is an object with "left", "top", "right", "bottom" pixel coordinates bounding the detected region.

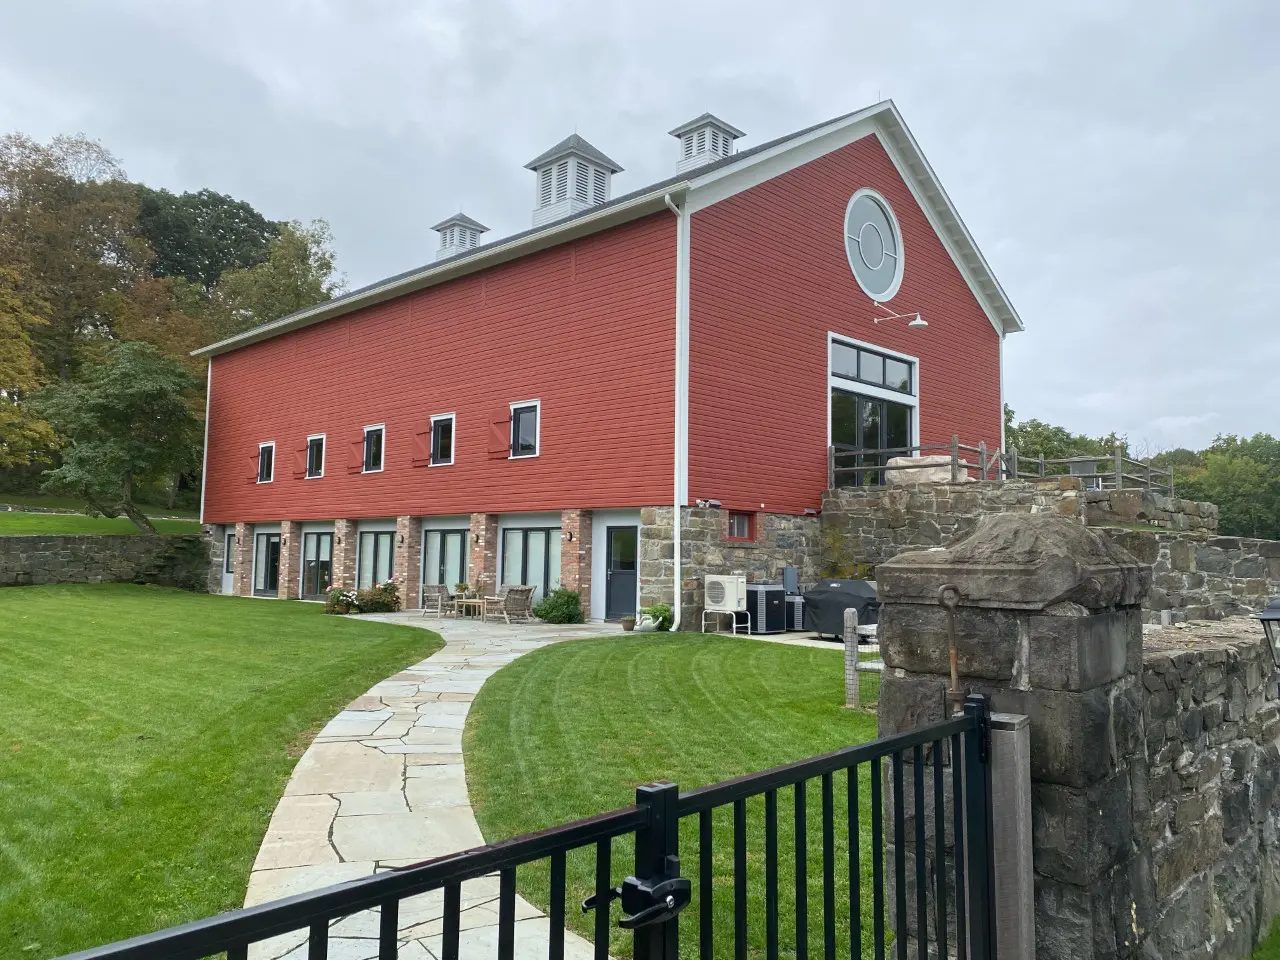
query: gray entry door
[{"left": 605, "top": 526, "right": 638, "bottom": 619}]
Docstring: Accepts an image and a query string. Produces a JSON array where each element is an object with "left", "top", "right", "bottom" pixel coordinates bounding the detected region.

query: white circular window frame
[{"left": 843, "top": 187, "right": 905, "bottom": 303}]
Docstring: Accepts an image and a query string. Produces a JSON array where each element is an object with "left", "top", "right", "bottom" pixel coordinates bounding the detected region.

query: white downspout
[
  {"left": 664, "top": 192, "right": 689, "bottom": 631},
  {"left": 199, "top": 358, "right": 212, "bottom": 525}
]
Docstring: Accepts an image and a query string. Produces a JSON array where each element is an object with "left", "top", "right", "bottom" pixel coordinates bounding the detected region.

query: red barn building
[{"left": 197, "top": 101, "right": 1022, "bottom": 624}]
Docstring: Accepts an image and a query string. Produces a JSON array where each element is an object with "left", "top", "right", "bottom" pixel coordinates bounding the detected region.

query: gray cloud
[{"left": 1, "top": 0, "right": 1275, "bottom": 449}]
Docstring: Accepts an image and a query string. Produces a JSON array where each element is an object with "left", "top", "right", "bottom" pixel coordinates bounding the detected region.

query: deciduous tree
[
  {"left": 31, "top": 341, "right": 201, "bottom": 533},
  {"left": 0, "top": 267, "right": 58, "bottom": 468}
]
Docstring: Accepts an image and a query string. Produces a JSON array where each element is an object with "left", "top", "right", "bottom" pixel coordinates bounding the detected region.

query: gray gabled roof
[
  {"left": 667, "top": 112, "right": 746, "bottom": 139},
  {"left": 430, "top": 212, "right": 489, "bottom": 233},
  {"left": 193, "top": 101, "right": 1022, "bottom": 358},
  {"left": 523, "top": 134, "right": 623, "bottom": 173}
]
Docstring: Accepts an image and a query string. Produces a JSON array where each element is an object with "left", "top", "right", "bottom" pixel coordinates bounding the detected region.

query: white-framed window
[
  {"left": 306, "top": 434, "right": 325, "bottom": 479},
  {"left": 844, "top": 187, "right": 905, "bottom": 302},
  {"left": 363, "top": 424, "right": 385, "bottom": 473},
  {"left": 257, "top": 442, "right": 275, "bottom": 483},
  {"left": 509, "top": 400, "right": 540, "bottom": 459},
  {"left": 430, "top": 413, "right": 455, "bottom": 466}
]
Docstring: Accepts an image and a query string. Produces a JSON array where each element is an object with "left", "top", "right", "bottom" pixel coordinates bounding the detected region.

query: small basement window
[
  {"left": 363, "top": 425, "right": 384, "bottom": 473},
  {"left": 727, "top": 512, "right": 753, "bottom": 541},
  {"left": 306, "top": 435, "right": 325, "bottom": 478},
  {"left": 257, "top": 442, "right": 274, "bottom": 483},
  {"left": 510, "top": 402, "right": 539, "bottom": 458},
  {"left": 430, "top": 414, "right": 455, "bottom": 466}
]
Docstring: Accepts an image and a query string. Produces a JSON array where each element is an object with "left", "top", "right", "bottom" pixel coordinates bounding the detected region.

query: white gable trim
[{"left": 685, "top": 102, "right": 1022, "bottom": 339}]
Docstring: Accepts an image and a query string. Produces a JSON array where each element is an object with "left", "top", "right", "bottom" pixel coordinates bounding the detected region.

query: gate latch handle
[
  {"left": 616, "top": 857, "right": 691, "bottom": 930},
  {"left": 581, "top": 886, "right": 621, "bottom": 913}
]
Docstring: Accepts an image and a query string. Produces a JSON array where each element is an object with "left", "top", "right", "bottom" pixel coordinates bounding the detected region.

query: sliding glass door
[
  {"left": 500, "top": 527, "right": 561, "bottom": 602},
  {"left": 301, "top": 532, "right": 333, "bottom": 599},
  {"left": 831, "top": 387, "right": 912, "bottom": 486},
  {"left": 423, "top": 530, "right": 469, "bottom": 591},
  {"left": 357, "top": 531, "right": 395, "bottom": 589}
]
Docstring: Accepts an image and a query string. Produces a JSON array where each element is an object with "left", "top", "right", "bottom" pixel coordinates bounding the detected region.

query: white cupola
[
  {"left": 431, "top": 212, "right": 489, "bottom": 261},
  {"left": 525, "top": 134, "right": 623, "bottom": 227},
  {"left": 668, "top": 113, "right": 744, "bottom": 173}
]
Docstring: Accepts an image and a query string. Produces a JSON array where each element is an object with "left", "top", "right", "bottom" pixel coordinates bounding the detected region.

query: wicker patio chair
[
  {"left": 420, "top": 584, "right": 454, "bottom": 619},
  {"left": 483, "top": 585, "right": 534, "bottom": 624}
]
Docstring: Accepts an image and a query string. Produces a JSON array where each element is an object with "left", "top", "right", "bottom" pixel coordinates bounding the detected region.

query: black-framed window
[
  {"left": 254, "top": 532, "right": 280, "bottom": 596},
  {"left": 430, "top": 415, "right": 454, "bottom": 466},
  {"left": 831, "top": 341, "right": 913, "bottom": 395},
  {"left": 224, "top": 533, "right": 235, "bottom": 574},
  {"left": 727, "top": 512, "right": 753, "bottom": 540},
  {"left": 510, "top": 403, "right": 538, "bottom": 458},
  {"left": 831, "top": 386, "right": 913, "bottom": 486},
  {"left": 257, "top": 444, "right": 274, "bottom": 483},
  {"left": 500, "top": 527, "right": 561, "bottom": 602},
  {"left": 306, "top": 436, "right": 325, "bottom": 478},
  {"left": 363, "top": 426, "right": 384, "bottom": 472},
  {"left": 302, "top": 531, "right": 333, "bottom": 599},
  {"left": 357, "top": 531, "right": 394, "bottom": 589},
  {"left": 423, "top": 530, "right": 468, "bottom": 590}
]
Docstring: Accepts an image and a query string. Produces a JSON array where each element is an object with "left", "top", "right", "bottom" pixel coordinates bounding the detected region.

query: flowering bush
[
  {"left": 325, "top": 588, "right": 359, "bottom": 615},
  {"left": 355, "top": 580, "right": 401, "bottom": 613}
]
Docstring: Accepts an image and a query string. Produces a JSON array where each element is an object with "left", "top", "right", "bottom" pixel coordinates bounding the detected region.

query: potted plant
[
  {"left": 620, "top": 615, "right": 636, "bottom": 631},
  {"left": 454, "top": 582, "right": 470, "bottom": 598}
]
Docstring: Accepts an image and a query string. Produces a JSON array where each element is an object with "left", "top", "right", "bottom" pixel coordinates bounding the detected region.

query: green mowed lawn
[
  {"left": 0, "top": 511, "right": 203, "bottom": 536},
  {"left": 0, "top": 494, "right": 198, "bottom": 518},
  {"left": 465, "top": 633, "right": 884, "bottom": 959},
  {"left": 0, "top": 584, "right": 442, "bottom": 959}
]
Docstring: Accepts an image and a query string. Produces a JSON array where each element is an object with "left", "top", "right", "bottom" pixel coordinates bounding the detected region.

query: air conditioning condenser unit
[{"left": 702, "top": 575, "right": 748, "bottom": 633}]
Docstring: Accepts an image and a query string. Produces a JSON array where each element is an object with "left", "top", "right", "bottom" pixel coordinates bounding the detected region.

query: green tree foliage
[
  {"left": 136, "top": 186, "right": 281, "bottom": 290},
  {"left": 206, "top": 220, "right": 340, "bottom": 339},
  {"left": 1003, "top": 404, "right": 1120, "bottom": 460},
  {"left": 31, "top": 342, "right": 202, "bottom": 532},
  {"left": 0, "top": 266, "right": 58, "bottom": 467}
]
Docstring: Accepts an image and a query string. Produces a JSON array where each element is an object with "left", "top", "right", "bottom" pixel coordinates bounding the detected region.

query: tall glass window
[
  {"left": 423, "top": 530, "right": 469, "bottom": 591},
  {"left": 831, "top": 387, "right": 914, "bottom": 487},
  {"left": 302, "top": 532, "right": 333, "bottom": 598},
  {"left": 499, "top": 527, "right": 561, "bottom": 601},
  {"left": 254, "top": 533, "right": 280, "bottom": 595},
  {"left": 357, "top": 531, "right": 394, "bottom": 589}
]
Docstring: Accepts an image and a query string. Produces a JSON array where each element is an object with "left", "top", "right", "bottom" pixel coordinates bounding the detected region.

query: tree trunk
[{"left": 120, "top": 474, "right": 157, "bottom": 535}]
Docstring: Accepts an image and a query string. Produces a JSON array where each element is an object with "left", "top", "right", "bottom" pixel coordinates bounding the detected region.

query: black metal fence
[{"left": 58, "top": 698, "right": 996, "bottom": 960}]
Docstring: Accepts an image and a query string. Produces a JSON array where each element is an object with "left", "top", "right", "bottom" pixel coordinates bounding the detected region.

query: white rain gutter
[
  {"left": 199, "top": 358, "right": 211, "bottom": 525},
  {"left": 664, "top": 192, "right": 689, "bottom": 631}
]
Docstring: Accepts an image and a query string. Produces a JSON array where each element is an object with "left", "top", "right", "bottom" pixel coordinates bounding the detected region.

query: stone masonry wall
[
  {"left": 1085, "top": 489, "right": 1218, "bottom": 532},
  {"left": 1140, "top": 619, "right": 1280, "bottom": 958},
  {"left": 822, "top": 478, "right": 1084, "bottom": 566},
  {"left": 0, "top": 534, "right": 210, "bottom": 591},
  {"left": 639, "top": 506, "right": 821, "bottom": 624},
  {"left": 1106, "top": 529, "right": 1280, "bottom": 623}
]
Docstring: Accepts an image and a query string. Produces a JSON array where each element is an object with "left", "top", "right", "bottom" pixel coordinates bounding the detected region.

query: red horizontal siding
[
  {"left": 204, "top": 213, "right": 676, "bottom": 524},
  {"left": 687, "top": 134, "right": 1002, "bottom": 515}
]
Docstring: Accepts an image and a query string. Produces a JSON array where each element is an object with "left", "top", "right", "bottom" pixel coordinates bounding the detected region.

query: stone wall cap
[
  {"left": 989, "top": 712, "right": 1030, "bottom": 731},
  {"left": 876, "top": 513, "right": 1151, "bottom": 611}
]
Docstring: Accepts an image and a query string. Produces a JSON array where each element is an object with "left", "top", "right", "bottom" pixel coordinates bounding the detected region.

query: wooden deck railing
[{"left": 829, "top": 437, "right": 1175, "bottom": 496}]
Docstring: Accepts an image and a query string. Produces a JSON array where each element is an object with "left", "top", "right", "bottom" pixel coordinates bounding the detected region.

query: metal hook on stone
[{"left": 938, "top": 583, "right": 965, "bottom": 710}]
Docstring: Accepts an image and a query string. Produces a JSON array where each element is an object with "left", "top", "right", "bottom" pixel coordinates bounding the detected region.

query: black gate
[{"left": 58, "top": 697, "right": 996, "bottom": 960}]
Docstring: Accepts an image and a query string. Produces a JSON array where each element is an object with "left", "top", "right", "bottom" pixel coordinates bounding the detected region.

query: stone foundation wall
[
  {"left": 639, "top": 506, "right": 822, "bottom": 623},
  {"left": 205, "top": 524, "right": 226, "bottom": 593},
  {"left": 0, "top": 534, "right": 210, "bottom": 591},
  {"left": 822, "top": 478, "right": 1084, "bottom": 566},
  {"left": 1084, "top": 489, "right": 1218, "bottom": 532},
  {"left": 1140, "top": 620, "right": 1280, "bottom": 957},
  {"left": 1106, "top": 529, "right": 1280, "bottom": 623}
]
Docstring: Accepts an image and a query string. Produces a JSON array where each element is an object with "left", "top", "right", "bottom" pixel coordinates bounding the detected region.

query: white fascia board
[
  {"left": 685, "top": 101, "right": 1023, "bottom": 340},
  {"left": 193, "top": 186, "right": 687, "bottom": 358}
]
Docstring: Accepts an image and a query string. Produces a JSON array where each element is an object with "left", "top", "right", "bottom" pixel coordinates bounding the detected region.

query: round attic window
[{"left": 844, "top": 188, "right": 904, "bottom": 302}]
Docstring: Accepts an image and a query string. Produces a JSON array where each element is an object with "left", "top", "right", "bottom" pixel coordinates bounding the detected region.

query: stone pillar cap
[{"left": 877, "top": 513, "right": 1150, "bottom": 611}]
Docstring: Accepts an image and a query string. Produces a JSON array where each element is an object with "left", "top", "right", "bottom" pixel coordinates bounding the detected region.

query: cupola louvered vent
[
  {"left": 669, "top": 113, "right": 744, "bottom": 173},
  {"left": 525, "top": 134, "right": 623, "bottom": 227},
  {"left": 431, "top": 212, "right": 490, "bottom": 261}
]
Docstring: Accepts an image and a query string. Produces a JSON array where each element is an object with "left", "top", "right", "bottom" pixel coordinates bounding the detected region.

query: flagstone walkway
[{"left": 244, "top": 614, "right": 621, "bottom": 960}]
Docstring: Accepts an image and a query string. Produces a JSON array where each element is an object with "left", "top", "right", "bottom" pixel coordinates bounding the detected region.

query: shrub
[
  {"left": 533, "top": 588, "right": 584, "bottom": 624},
  {"left": 325, "top": 588, "right": 357, "bottom": 615},
  {"left": 640, "top": 603, "right": 673, "bottom": 631},
  {"left": 354, "top": 581, "right": 401, "bottom": 613}
]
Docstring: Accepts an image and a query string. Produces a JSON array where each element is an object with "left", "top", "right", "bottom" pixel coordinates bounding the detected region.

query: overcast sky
[{"left": 2, "top": 0, "right": 1275, "bottom": 451}]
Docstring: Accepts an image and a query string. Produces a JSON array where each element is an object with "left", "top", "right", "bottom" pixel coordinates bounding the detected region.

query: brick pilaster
[
  {"left": 468, "top": 513, "right": 499, "bottom": 595},
  {"left": 560, "top": 509, "right": 593, "bottom": 616},
  {"left": 394, "top": 516, "right": 422, "bottom": 608},
  {"left": 332, "top": 519, "right": 358, "bottom": 591},
  {"left": 233, "top": 522, "right": 253, "bottom": 596},
  {"left": 278, "top": 521, "right": 301, "bottom": 599}
]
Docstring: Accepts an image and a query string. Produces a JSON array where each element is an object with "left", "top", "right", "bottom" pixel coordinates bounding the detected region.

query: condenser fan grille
[{"left": 706, "top": 580, "right": 726, "bottom": 605}]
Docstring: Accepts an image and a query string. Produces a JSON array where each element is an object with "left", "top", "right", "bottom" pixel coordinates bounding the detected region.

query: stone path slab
[{"left": 245, "top": 615, "right": 621, "bottom": 960}]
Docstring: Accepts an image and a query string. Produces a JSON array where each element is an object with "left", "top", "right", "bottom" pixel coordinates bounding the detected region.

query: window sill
[
  {"left": 508, "top": 453, "right": 539, "bottom": 460},
  {"left": 724, "top": 537, "right": 759, "bottom": 547},
  {"left": 305, "top": 474, "right": 323, "bottom": 480},
  {"left": 428, "top": 460, "right": 454, "bottom": 468},
  {"left": 362, "top": 467, "right": 384, "bottom": 474},
  {"left": 257, "top": 479, "right": 273, "bottom": 484}
]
